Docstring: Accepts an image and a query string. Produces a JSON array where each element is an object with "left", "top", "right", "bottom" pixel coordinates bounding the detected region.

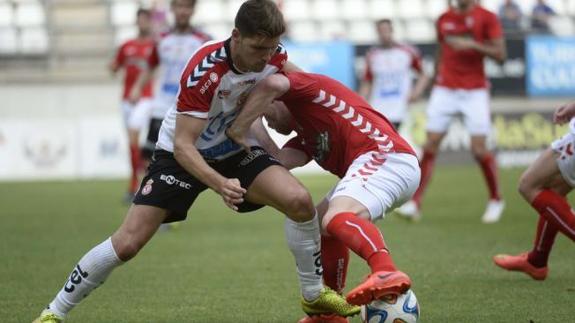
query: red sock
[
  {"left": 412, "top": 150, "right": 436, "bottom": 207},
  {"left": 129, "top": 144, "right": 141, "bottom": 193},
  {"left": 326, "top": 212, "right": 396, "bottom": 273},
  {"left": 527, "top": 215, "right": 558, "bottom": 268},
  {"left": 476, "top": 153, "right": 501, "bottom": 200},
  {"left": 320, "top": 235, "right": 349, "bottom": 293},
  {"left": 532, "top": 190, "right": 575, "bottom": 242}
]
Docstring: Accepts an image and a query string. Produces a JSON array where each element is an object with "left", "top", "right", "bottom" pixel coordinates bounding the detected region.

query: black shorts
[
  {"left": 141, "top": 118, "right": 163, "bottom": 159},
  {"left": 133, "top": 147, "right": 282, "bottom": 223}
]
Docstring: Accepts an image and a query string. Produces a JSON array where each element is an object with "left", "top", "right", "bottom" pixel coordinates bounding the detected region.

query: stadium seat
[
  {"left": 311, "top": 0, "right": 340, "bottom": 20},
  {"left": 194, "top": 0, "right": 225, "bottom": 24},
  {"left": 340, "top": 0, "right": 368, "bottom": 21},
  {"left": 548, "top": 15, "right": 575, "bottom": 36},
  {"left": 0, "top": 27, "right": 17, "bottom": 53},
  {"left": 0, "top": 2, "right": 13, "bottom": 27},
  {"left": 426, "top": 0, "right": 448, "bottom": 19},
  {"left": 282, "top": 0, "right": 311, "bottom": 22},
  {"left": 20, "top": 27, "right": 48, "bottom": 53},
  {"left": 547, "top": 0, "right": 566, "bottom": 15},
  {"left": 348, "top": 21, "right": 378, "bottom": 44},
  {"left": 568, "top": 0, "right": 575, "bottom": 15},
  {"left": 111, "top": 1, "right": 138, "bottom": 26},
  {"left": 200, "top": 22, "right": 230, "bottom": 40},
  {"left": 114, "top": 25, "right": 137, "bottom": 46},
  {"left": 224, "top": 0, "right": 244, "bottom": 22},
  {"left": 288, "top": 21, "right": 318, "bottom": 43},
  {"left": 405, "top": 18, "right": 435, "bottom": 43},
  {"left": 391, "top": 19, "right": 406, "bottom": 42},
  {"left": 14, "top": 2, "right": 45, "bottom": 27},
  {"left": 367, "top": 0, "right": 395, "bottom": 20},
  {"left": 397, "top": 0, "right": 425, "bottom": 19},
  {"left": 480, "top": 0, "right": 501, "bottom": 13},
  {"left": 319, "top": 20, "right": 347, "bottom": 40}
]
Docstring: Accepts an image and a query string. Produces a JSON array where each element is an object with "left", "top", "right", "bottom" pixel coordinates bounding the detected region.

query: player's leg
[
  {"left": 463, "top": 88, "right": 504, "bottom": 222},
  {"left": 397, "top": 86, "right": 453, "bottom": 219},
  {"left": 34, "top": 205, "right": 168, "bottom": 322},
  {"left": 322, "top": 152, "right": 420, "bottom": 305},
  {"left": 243, "top": 163, "right": 359, "bottom": 317},
  {"left": 125, "top": 100, "right": 152, "bottom": 200},
  {"left": 493, "top": 148, "right": 570, "bottom": 279}
]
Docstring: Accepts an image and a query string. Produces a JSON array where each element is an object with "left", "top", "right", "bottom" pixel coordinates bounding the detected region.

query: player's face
[
  {"left": 264, "top": 101, "right": 294, "bottom": 135},
  {"left": 232, "top": 30, "right": 280, "bottom": 72},
  {"left": 136, "top": 13, "right": 152, "bottom": 35},
  {"left": 455, "top": 0, "right": 474, "bottom": 8},
  {"left": 172, "top": 0, "right": 194, "bottom": 29},
  {"left": 377, "top": 23, "right": 393, "bottom": 45}
]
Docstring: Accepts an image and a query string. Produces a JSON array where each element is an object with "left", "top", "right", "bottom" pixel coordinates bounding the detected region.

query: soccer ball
[{"left": 360, "top": 289, "right": 420, "bottom": 323}]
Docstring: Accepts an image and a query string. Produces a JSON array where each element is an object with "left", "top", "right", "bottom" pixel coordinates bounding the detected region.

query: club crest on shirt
[{"left": 142, "top": 179, "right": 154, "bottom": 195}]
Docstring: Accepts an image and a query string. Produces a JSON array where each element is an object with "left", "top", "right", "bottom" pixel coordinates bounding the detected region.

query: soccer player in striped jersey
[
  {"left": 494, "top": 101, "right": 575, "bottom": 280},
  {"left": 33, "top": 1, "right": 358, "bottom": 322},
  {"left": 228, "top": 71, "right": 421, "bottom": 323}
]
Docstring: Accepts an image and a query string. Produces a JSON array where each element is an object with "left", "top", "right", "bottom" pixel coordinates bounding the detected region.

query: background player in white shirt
[
  {"left": 141, "top": 0, "right": 211, "bottom": 161},
  {"left": 33, "top": 2, "right": 358, "bottom": 322},
  {"left": 359, "top": 19, "right": 429, "bottom": 130},
  {"left": 494, "top": 101, "right": 575, "bottom": 280}
]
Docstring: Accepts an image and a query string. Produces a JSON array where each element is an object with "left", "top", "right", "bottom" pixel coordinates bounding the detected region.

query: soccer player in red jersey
[
  {"left": 494, "top": 101, "right": 575, "bottom": 280},
  {"left": 33, "top": 2, "right": 358, "bottom": 322},
  {"left": 397, "top": 0, "right": 507, "bottom": 223},
  {"left": 228, "top": 71, "right": 421, "bottom": 323},
  {"left": 109, "top": 8, "right": 157, "bottom": 201}
]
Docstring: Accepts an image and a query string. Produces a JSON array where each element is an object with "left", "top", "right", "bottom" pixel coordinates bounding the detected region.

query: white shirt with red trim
[
  {"left": 151, "top": 29, "right": 211, "bottom": 119},
  {"left": 364, "top": 44, "right": 423, "bottom": 123},
  {"left": 156, "top": 39, "right": 288, "bottom": 160}
]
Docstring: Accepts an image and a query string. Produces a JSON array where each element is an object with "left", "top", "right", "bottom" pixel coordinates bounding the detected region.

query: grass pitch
[{"left": 1, "top": 165, "right": 574, "bottom": 322}]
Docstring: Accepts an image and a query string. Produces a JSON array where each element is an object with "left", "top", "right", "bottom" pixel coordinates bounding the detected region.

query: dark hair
[
  {"left": 235, "top": 0, "right": 286, "bottom": 38},
  {"left": 376, "top": 19, "right": 393, "bottom": 27},
  {"left": 136, "top": 8, "right": 151, "bottom": 18},
  {"left": 171, "top": 0, "right": 197, "bottom": 7}
]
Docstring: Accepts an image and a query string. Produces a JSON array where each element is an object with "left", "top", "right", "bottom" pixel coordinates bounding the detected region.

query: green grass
[{"left": 1, "top": 166, "right": 574, "bottom": 322}]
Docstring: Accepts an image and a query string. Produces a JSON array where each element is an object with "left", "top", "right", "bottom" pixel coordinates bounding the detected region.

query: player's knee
[
  {"left": 113, "top": 237, "right": 145, "bottom": 261},
  {"left": 471, "top": 147, "right": 488, "bottom": 160},
  {"left": 518, "top": 172, "right": 536, "bottom": 202},
  {"left": 282, "top": 187, "right": 314, "bottom": 222},
  {"left": 423, "top": 139, "right": 440, "bottom": 154}
]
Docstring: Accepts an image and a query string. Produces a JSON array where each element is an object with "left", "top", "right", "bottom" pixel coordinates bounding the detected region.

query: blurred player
[
  {"left": 141, "top": 0, "right": 211, "bottom": 163},
  {"left": 397, "top": 0, "right": 507, "bottom": 223},
  {"left": 359, "top": 19, "right": 429, "bottom": 130},
  {"left": 493, "top": 101, "right": 575, "bottom": 280},
  {"left": 109, "top": 8, "right": 156, "bottom": 201},
  {"left": 32, "top": 1, "right": 359, "bottom": 322},
  {"left": 227, "top": 71, "right": 421, "bottom": 323}
]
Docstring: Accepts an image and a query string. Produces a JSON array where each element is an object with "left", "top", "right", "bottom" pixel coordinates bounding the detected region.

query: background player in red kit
[
  {"left": 110, "top": 8, "right": 157, "bottom": 200},
  {"left": 494, "top": 101, "right": 575, "bottom": 280},
  {"left": 397, "top": 0, "right": 507, "bottom": 223},
  {"left": 228, "top": 71, "right": 421, "bottom": 323}
]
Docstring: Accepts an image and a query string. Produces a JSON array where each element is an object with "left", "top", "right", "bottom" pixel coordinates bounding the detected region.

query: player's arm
[
  {"left": 227, "top": 74, "right": 291, "bottom": 149},
  {"left": 249, "top": 117, "right": 281, "bottom": 157},
  {"left": 409, "top": 68, "right": 430, "bottom": 103},
  {"left": 553, "top": 101, "right": 575, "bottom": 125},
  {"left": 277, "top": 147, "right": 309, "bottom": 170},
  {"left": 173, "top": 114, "right": 246, "bottom": 211},
  {"left": 109, "top": 45, "right": 123, "bottom": 75},
  {"left": 358, "top": 53, "right": 373, "bottom": 99},
  {"left": 128, "top": 65, "right": 154, "bottom": 104},
  {"left": 469, "top": 37, "right": 507, "bottom": 64}
]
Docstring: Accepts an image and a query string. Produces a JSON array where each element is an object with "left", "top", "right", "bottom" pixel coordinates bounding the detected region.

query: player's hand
[
  {"left": 218, "top": 178, "right": 246, "bottom": 211},
  {"left": 446, "top": 37, "right": 476, "bottom": 51},
  {"left": 128, "top": 88, "right": 142, "bottom": 104},
  {"left": 553, "top": 102, "right": 575, "bottom": 125},
  {"left": 226, "top": 126, "right": 251, "bottom": 153}
]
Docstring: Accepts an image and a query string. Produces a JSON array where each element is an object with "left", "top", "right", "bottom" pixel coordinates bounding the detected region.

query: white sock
[
  {"left": 46, "top": 237, "right": 123, "bottom": 317},
  {"left": 284, "top": 212, "right": 324, "bottom": 301}
]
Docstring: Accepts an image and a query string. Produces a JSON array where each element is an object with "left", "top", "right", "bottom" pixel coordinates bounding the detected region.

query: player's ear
[{"left": 231, "top": 28, "right": 241, "bottom": 42}]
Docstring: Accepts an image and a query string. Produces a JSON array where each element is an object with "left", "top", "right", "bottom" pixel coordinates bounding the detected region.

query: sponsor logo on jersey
[
  {"left": 160, "top": 174, "right": 192, "bottom": 189},
  {"left": 142, "top": 179, "right": 154, "bottom": 195},
  {"left": 238, "top": 78, "right": 256, "bottom": 87}
]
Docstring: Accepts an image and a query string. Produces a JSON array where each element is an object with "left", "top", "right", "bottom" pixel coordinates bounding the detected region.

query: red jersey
[
  {"left": 435, "top": 5, "right": 502, "bottom": 89},
  {"left": 280, "top": 72, "right": 415, "bottom": 178},
  {"left": 113, "top": 38, "right": 158, "bottom": 99}
]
